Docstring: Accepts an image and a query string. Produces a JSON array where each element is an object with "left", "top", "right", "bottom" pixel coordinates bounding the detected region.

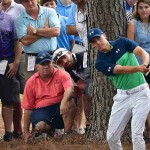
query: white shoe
[
  {"left": 54, "top": 129, "right": 64, "bottom": 138},
  {"left": 76, "top": 127, "right": 85, "bottom": 135}
]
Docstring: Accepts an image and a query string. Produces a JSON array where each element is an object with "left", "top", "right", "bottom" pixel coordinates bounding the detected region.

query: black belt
[
  {"left": 25, "top": 53, "right": 38, "bottom": 56},
  {"left": 0, "top": 57, "right": 14, "bottom": 60},
  {"left": 0, "top": 57, "right": 14, "bottom": 63},
  {"left": 75, "top": 41, "right": 84, "bottom": 46},
  {"left": 25, "top": 51, "right": 54, "bottom": 56}
]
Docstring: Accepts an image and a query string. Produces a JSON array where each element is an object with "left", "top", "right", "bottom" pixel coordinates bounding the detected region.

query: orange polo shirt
[{"left": 22, "top": 68, "right": 73, "bottom": 109}]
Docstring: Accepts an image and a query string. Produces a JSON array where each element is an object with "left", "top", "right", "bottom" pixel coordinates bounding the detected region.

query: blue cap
[
  {"left": 36, "top": 52, "right": 52, "bottom": 64},
  {"left": 87, "top": 28, "right": 104, "bottom": 41}
]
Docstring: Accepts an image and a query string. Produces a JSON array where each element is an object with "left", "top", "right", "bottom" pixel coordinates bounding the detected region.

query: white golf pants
[{"left": 107, "top": 83, "right": 150, "bottom": 150}]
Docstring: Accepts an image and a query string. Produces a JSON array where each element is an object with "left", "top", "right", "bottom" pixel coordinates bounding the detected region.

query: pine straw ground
[
  {"left": 0, "top": 113, "right": 150, "bottom": 149},
  {"left": 0, "top": 129, "right": 150, "bottom": 150},
  {"left": 0, "top": 133, "right": 150, "bottom": 150}
]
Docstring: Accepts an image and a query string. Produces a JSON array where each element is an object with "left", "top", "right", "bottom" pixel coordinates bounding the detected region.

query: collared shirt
[
  {"left": 15, "top": 6, "right": 60, "bottom": 53},
  {"left": 95, "top": 37, "right": 146, "bottom": 90},
  {"left": 66, "top": 53, "right": 85, "bottom": 82},
  {"left": 57, "top": 14, "right": 74, "bottom": 51},
  {"left": 126, "top": 1, "right": 135, "bottom": 23},
  {"left": 2, "top": 0, "right": 24, "bottom": 19},
  {"left": 67, "top": 4, "right": 83, "bottom": 43},
  {"left": 22, "top": 67, "right": 73, "bottom": 109},
  {"left": 75, "top": 10, "right": 87, "bottom": 48},
  {"left": 0, "top": 12, "right": 18, "bottom": 58},
  {"left": 56, "top": 0, "right": 73, "bottom": 17}
]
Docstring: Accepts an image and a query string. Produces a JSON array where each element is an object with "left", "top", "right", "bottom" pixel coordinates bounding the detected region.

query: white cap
[{"left": 52, "top": 48, "right": 69, "bottom": 64}]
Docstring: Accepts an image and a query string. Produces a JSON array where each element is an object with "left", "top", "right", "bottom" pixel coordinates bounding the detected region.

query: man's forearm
[
  {"left": 24, "top": 109, "right": 33, "bottom": 133},
  {"left": 141, "top": 52, "right": 149, "bottom": 66},
  {"left": 66, "top": 25, "right": 79, "bottom": 35},
  {"left": 114, "top": 63, "right": 149, "bottom": 75},
  {"left": 61, "top": 87, "right": 74, "bottom": 103},
  {"left": 20, "top": 35, "right": 40, "bottom": 46},
  {"left": 13, "top": 41, "right": 22, "bottom": 65},
  {"left": 114, "top": 65, "right": 142, "bottom": 74},
  {"left": 134, "top": 46, "right": 150, "bottom": 66},
  {"left": 36, "top": 27, "right": 60, "bottom": 37}
]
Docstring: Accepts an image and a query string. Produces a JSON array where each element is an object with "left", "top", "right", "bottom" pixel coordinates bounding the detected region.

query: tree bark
[{"left": 86, "top": 0, "right": 130, "bottom": 142}]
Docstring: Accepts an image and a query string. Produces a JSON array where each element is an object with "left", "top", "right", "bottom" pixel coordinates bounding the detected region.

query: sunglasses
[{"left": 53, "top": 51, "right": 64, "bottom": 62}]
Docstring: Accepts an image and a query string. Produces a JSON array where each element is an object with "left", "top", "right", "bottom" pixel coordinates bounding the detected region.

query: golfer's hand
[{"left": 140, "top": 64, "right": 149, "bottom": 74}]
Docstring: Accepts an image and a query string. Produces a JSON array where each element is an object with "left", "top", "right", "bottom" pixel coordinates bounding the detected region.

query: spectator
[
  {"left": 1, "top": 0, "right": 23, "bottom": 19},
  {"left": 53, "top": 48, "right": 91, "bottom": 134},
  {"left": 1, "top": 0, "right": 24, "bottom": 139},
  {"left": 56, "top": 0, "right": 74, "bottom": 17},
  {"left": 41, "top": 0, "right": 75, "bottom": 51},
  {"left": 127, "top": 0, "right": 150, "bottom": 141},
  {"left": 87, "top": 28, "right": 150, "bottom": 150},
  {"left": 66, "top": 0, "right": 87, "bottom": 54},
  {"left": 65, "top": 0, "right": 91, "bottom": 132},
  {"left": 0, "top": 10, "right": 22, "bottom": 141},
  {"left": 22, "top": 52, "right": 76, "bottom": 143},
  {"left": 126, "top": 0, "right": 137, "bottom": 23},
  {"left": 15, "top": 0, "right": 60, "bottom": 81},
  {"left": 66, "top": 1, "right": 84, "bottom": 53},
  {"left": 127, "top": 0, "right": 150, "bottom": 66}
]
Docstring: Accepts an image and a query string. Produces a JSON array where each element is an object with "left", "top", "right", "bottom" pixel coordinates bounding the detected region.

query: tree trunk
[{"left": 86, "top": 0, "right": 131, "bottom": 142}]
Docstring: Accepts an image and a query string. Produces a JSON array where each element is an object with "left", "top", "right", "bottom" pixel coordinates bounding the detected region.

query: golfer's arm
[{"left": 113, "top": 65, "right": 141, "bottom": 74}]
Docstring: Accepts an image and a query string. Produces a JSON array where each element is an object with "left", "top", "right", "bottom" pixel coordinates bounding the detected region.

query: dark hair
[
  {"left": 134, "top": 0, "right": 150, "bottom": 21},
  {"left": 41, "top": 0, "right": 57, "bottom": 6}
]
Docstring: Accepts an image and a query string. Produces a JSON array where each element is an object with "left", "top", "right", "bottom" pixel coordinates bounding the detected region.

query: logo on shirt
[
  {"left": 116, "top": 49, "right": 120, "bottom": 53},
  {"left": 89, "top": 30, "right": 94, "bottom": 36}
]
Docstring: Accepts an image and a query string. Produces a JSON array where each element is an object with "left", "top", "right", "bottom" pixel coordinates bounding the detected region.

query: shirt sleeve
[
  {"left": 15, "top": 16, "right": 27, "bottom": 40},
  {"left": 122, "top": 37, "right": 138, "bottom": 53},
  {"left": 22, "top": 78, "right": 36, "bottom": 109},
  {"left": 48, "top": 8, "right": 60, "bottom": 28},
  {"left": 59, "top": 70, "right": 74, "bottom": 89},
  {"left": 68, "top": 35, "right": 74, "bottom": 41},
  {"left": 67, "top": 4, "right": 77, "bottom": 25},
  {"left": 95, "top": 55, "right": 116, "bottom": 76}
]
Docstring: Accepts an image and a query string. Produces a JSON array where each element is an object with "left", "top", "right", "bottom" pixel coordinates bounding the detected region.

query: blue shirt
[
  {"left": 126, "top": 1, "right": 133, "bottom": 23},
  {"left": 95, "top": 37, "right": 145, "bottom": 90},
  {"left": 56, "top": 0, "right": 74, "bottom": 17},
  {"left": 67, "top": 4, "right": 83, "bottom": 43},
  {"left": 57, "top": 15, "right": 74, "bottom": 51},
  {"left": 15, "top": 6, "right": 60, "bottom": 53},
  {"left": 0, "top": 13, "right": 18, "bottom": 58}
]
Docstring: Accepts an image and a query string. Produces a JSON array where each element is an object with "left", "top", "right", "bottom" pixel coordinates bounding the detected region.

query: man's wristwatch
[{"left": 33, "top": 28, "right": 37, "bottom": 34}]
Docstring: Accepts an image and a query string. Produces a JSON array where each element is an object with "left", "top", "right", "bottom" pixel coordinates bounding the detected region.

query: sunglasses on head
[{"left": 54, "top": 51, "right": 64, "bottom": 61}]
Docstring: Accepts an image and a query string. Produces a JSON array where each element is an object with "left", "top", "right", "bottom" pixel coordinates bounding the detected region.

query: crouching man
[{"left": 22, "top": 52, "right": 76, "bottom": 143}]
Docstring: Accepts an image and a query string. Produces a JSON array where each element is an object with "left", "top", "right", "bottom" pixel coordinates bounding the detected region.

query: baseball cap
[
  {"left": 36, "top": 52, "right": 52, "bottom": 64},
  {"left": 52, "top": 48, "right": 69, "bottom": 64},
  {"left": 87, "top": 28, "right": 104, "bottom": 42}
]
